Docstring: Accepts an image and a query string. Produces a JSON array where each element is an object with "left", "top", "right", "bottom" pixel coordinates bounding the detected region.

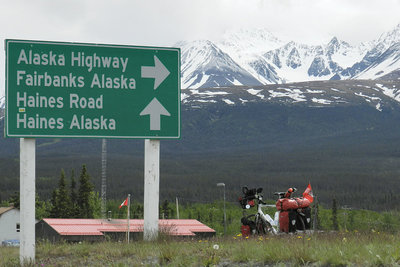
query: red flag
[
  {"left": 119, "top": 197, "right": 128, "bottom": 208},
  {"left": 303, "top": 183, "right": 314, "bottom": 203}
]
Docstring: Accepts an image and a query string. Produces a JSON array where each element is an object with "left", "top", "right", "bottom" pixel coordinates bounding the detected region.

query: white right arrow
[
  {"left": 140, "top": 98, "right": 171, "bottom": 131},
  {"left": 141, "top": 55, "right": 170, "bottom": 90}
]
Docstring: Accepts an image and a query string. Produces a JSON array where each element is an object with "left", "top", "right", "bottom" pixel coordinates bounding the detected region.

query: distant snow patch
[
  {"left": 195, "top": 99, "right": 217, "bottom": 103},
  {"left": 231, "top": 79, "right": 243, "bottom": 86},
  {"left": 311, "top": 98, "right": 332, "bottom": 105},
  {"left": 181, "top": 93, "right": 189, "bottom": 101},
  {"left": 376, "top": 103, "right": 382, "bottom": 112},
  {"left": 306, "top": 89, "right": 324, "bottom": 94},
  {"left": 375, "top": 83, "right": 400, "bottom": 102},
  {"left": 239, "top": 98, "right": 248, "bottom": 103},
  {"left": 355, "top": 92, "right": 381, "bottom": 101},
  {"left": 222, "top": 99, "right": 235, "bottom": 105},
  {"left": 190, "top": 90, "right": 230, "bottom": 96},
  {"left": 247, "top": 89, "right": 263, "bottom": 95},
  {"left": 269, "top": 89, "right": 306, "bottom": 102}
]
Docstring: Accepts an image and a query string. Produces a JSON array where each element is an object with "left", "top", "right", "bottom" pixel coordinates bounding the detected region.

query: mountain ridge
[{"left": 178, "top": 24, "right": 400, "bottom": 89}]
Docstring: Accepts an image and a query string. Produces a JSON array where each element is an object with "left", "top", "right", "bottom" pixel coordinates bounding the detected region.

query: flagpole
[{"left": 127, "top": 194, "right": 130, "bottom": 244}]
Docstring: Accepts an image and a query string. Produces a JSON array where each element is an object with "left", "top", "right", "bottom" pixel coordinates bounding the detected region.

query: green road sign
[{"left": 5, "top": 39, "right": 180, "bottom": 139}]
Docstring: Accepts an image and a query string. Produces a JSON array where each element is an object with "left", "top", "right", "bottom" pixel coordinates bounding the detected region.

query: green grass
[{"left": 2, "top": 232, "right": 400, "bottom": 266}]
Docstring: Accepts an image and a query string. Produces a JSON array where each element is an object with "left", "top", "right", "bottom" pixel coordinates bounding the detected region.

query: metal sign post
[
  {"left": 19, "top": 138, "right": 36, "bottom": 264},
  {"left": 143, "top": 139, "right": 160, "bottom": 241}
]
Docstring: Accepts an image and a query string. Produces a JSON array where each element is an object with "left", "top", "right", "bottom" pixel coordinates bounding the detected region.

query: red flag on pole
[
  {"left": 303, "top": 183, "right": 314, "bottom": 203},
  {"left": 119, "top": 197, "right": 128, "bottom": 208}
]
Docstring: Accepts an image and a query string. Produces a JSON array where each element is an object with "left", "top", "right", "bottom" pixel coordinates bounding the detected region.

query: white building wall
[{"left": 0, "top": 209, "right": 20, "bottom": 242}]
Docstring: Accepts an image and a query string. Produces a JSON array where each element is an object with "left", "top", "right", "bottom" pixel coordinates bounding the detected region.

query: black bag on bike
[
  {"left": 303, "top": 207, "right": 311, "bottom": 229},
  {"left": 241, "top": 216, "right": 256, "bottom": 231}
]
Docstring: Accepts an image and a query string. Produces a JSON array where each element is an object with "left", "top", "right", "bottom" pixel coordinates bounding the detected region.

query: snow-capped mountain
[
  {"left": 351, "top": 24, "right": 400, "bottom": 80},
  {"left": 261, "top": 38, "right": 368, "bottom": 82},
  {"left": 178, "top": 24, "right": 400, "bottom": 89},
  {"left": 0, "top": 96, "right": 4, "bottom": 109},
  {"left": 354, "top": 43, "right": 400, "bottom": 80},
  {"left": 179, "top": 40, "right": 262, "bottom": 89},
  {"left": 0, "top": 96, "right": 4, "bottom": 120},
  {"left": 216, "top": 28, "right": 285, "bottom": 84}
]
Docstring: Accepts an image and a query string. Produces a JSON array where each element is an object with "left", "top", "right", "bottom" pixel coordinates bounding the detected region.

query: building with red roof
[
  {"left": 36, "top": 218, "right": 215, "bottom": 242},
  {"left": 0, "top": 206, "right": 20, "bottom": 244}
]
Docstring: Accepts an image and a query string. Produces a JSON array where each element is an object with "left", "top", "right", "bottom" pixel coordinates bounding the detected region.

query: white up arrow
[
  {"left": 141, "top": 55, "right": 170, "bottom": 90},
  {"left": 140, "top": 98, "right": 171, "bottom": 131}
]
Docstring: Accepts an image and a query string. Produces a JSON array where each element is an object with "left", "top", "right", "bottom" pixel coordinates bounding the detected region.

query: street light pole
[{"left": 217, "top": 183, "right": 226, "bottom": 235}]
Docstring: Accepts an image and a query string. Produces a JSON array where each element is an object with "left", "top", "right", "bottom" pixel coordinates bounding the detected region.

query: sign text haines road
[{"left": 5, "top": 40, "right": 181, "bottom": 138}]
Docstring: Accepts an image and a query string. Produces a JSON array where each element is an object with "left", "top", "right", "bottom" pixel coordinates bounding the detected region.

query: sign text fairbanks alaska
[{"left": 5, "top": 40, "right": 181, "bottom": 138}]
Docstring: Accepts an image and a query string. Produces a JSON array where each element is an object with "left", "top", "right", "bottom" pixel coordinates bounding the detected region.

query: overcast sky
[{"left": 1, "top": 0, "right": 400, "bottom": 97}]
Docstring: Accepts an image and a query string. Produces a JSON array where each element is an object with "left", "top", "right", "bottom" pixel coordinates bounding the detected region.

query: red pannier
[
  {"left": 241, "top": 225, "right": 251, "bottom": 237},
  {"left": 279, "top": 210, "right": 302, "bottom": 233},
  {"left": 279, "top": 211, "right": 290, "bottom": 233},
  {"left": 276, "top": 197, "right": 311, "bottom": 211}
]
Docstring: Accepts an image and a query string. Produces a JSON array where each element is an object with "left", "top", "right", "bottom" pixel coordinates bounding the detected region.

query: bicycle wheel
[
  {"left": 296, "top": 214, "right": 306, "bottom": 231},
  {"left": 256, "top": 217, "right": 273, "bottom": 235},
  {"left": 242, "top": 214, "right": 257, "bottom": 235}
]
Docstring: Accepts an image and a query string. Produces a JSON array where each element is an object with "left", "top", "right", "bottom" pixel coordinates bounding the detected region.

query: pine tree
[
  {"left": 36, "top": 193, "right": 50, "bottom": 219},
  {"left": 88, "top": 191, "right": 102, "bottom": 219},
  {"left": 58, "top": 169, "right": 71, "bottom": 217},
  {"left": 70, "top": 170, "right": 78, "bottom": 218},
  {"left": 50, "top": 169, "right": 72, "bottom": 218},
  {"left": 77, "top": 165, "right": 94, "bottom": 218},
  {"left": 50, "top": 189, "right": 60, "bottom": 218}
]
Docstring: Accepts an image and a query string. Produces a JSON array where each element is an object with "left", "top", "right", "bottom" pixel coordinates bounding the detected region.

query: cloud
[{"left": 1, "top": 0, "right": 399, "bottom": 44}]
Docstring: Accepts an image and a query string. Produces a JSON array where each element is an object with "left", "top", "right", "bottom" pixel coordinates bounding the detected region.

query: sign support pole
[
  {"left": 20, "top": 138, "right": 36, "bottom": 264},
  {"left": 127, "top": 194, "right": 130, "bottom": 243},
  {"left": 143, "top": 139, "right": 160, "bottom": 241}
]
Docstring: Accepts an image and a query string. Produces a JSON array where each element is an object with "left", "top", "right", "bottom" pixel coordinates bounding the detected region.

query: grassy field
[{"left": 1, "top": 231, "right": 400, "bottom": 266}]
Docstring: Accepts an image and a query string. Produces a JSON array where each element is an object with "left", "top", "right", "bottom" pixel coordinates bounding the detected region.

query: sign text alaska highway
[{"left": 5, "top": 40, "right": 181, "bottom": 138}]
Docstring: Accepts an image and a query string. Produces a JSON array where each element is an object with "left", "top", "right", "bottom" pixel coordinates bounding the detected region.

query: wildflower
[
  {"left": 342, "top": 237, "right": 347, "bottom": 243},
  {"left": 258, "top": 237, "right": 263, "bottom": 241},
  {"left": 213, "top": 244, "right": 219, "bottom": 250},
  {"left": 237, "top": 233, "right": 242, "bottom": 237},
  {"left": 245, "top": 236, "right": 249, "bottom": 239},
  {"left": 297, "top": 236, "right": 302, "bottom": 239},
  {"left": 307, "top": 237, "right": 311, "bottom": 241},
  {"left": 233, "top": 237, "right": 237, "bottom": 240},
  {"left": 199, "top": 240, "right": 202, "bottom": 243}
]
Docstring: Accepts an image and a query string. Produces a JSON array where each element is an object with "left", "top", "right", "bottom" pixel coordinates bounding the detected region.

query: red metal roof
[{"left": 42, "top": 219, "right": 215, "bottom": 237}]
